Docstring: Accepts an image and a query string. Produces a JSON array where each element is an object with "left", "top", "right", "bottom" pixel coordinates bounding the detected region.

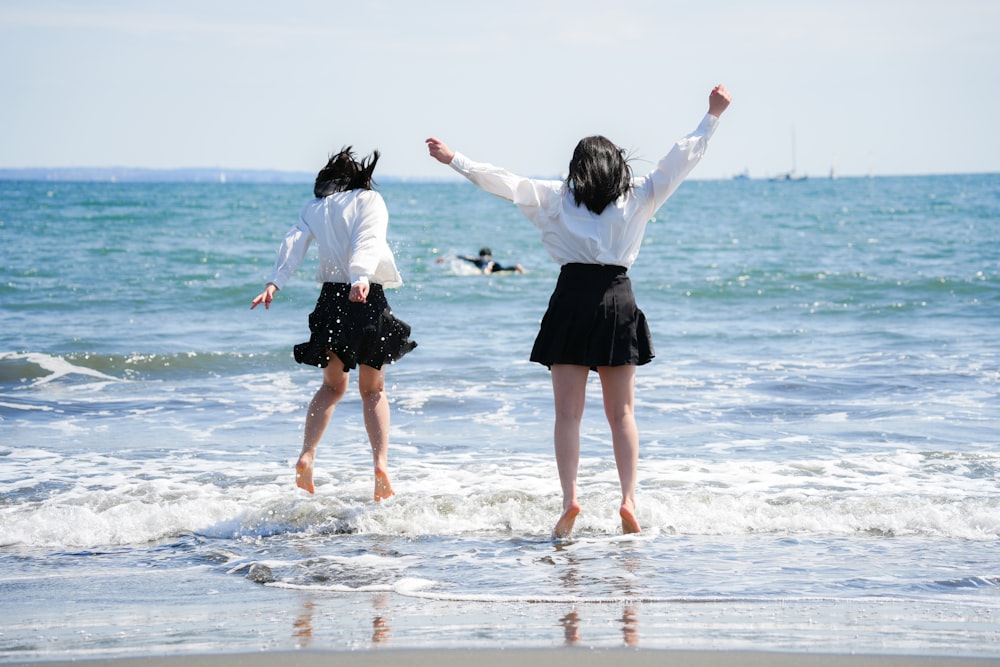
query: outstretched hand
[
  {"left": 425, "top": 137, "right": 455, "bottom": 165},
  {"left": 708, "top": 84, "right": 732, "bottom": 118},
  {"left": 250, "top": 283, "right": 278, "bottom": 310}
]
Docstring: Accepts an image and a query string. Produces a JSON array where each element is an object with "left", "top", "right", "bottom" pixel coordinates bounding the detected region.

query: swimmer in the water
[{"left": 454, "top": 247, "right": 526, "bottom": 274}]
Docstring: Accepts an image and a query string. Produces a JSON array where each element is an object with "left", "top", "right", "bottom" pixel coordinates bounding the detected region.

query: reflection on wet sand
[
  {"left": 293, "top": 599, "right": 315, "bottom": 648},
  {"left": 372, "top": 593, "right": 392, "bottom": 644},
  {"left": 553, "top": 543, "right": 642, "bottom": 647},
  {"left": 621, "top": 606, "right": 639, "bottom": 646},
  {"left": 290, "top": 593, "right": 393, "bottom": 647},
  {"left": 560, "top": 610, "right": 581, "bottom": 645},
  {"left": 556, "top": 606, "right": 640, "bottom": 647}
]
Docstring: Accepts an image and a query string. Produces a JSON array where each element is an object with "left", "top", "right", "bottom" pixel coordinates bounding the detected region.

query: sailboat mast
[{"left": 791, "top": 125, "right": 797, "bottom": 175}]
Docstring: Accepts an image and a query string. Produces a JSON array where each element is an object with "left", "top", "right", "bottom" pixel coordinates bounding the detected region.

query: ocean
[{"left": 1, "top": 173, "right": 998, "bottom": 660}]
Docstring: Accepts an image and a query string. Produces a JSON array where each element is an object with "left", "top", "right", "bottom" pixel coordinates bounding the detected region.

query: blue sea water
[{"left": 1, "top": 174, "right": 998, "bottom": 660}]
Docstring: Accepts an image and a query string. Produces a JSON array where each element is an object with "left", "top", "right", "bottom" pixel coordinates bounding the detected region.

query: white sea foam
[
  {"left": 3, "top": 443, "right": 997, "bottom": 550},
  {"left": 0, "top": 401, "right": 54, "bottom": 411},
  {"left": 0, "top": 351, "right": 121, "bottom": 387},
  {"left": 269, "top": 576, "right": 438, "bottom": 594}
]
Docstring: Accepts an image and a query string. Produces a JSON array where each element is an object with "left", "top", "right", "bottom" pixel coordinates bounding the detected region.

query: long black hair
[
  {"left": 565, "top": 136, "right": 633, "bottom": 215},
  {"left": 314, "top": 146, "right": 380, "bottom": 197}
]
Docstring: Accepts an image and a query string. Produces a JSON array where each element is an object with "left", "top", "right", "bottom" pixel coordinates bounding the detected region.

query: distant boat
[
  {"left": 770, "top": 171, "right": 807, "bottom": 182},
  {"left": 732, "top": 168, "right": 750, "bottom": 181},
  {"left": 770, "top": 126, "right": 807, "bottom": 182}
]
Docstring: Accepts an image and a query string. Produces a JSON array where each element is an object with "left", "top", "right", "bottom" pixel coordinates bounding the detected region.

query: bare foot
[
  {"left": 620, "top": 503, "right": 641, "bottom": 534},
  {"left": 374, "top": 468, "right": 395, "bottom": 502},
  {"left": 295, "top": 453, "right": 315, "bottom": 494},
  {"left": 553, "top": 504, "right": 581, "bottom": 539}
]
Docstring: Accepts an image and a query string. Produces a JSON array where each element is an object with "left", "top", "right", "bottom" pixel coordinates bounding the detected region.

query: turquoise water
[{"left": 1, "top": 174, "right": 998, "bottom": 659}]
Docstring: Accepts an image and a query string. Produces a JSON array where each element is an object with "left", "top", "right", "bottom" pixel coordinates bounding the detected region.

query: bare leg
[
  {"left": 296, "top": 355, "right": 349, "bottom": 493},
  {"left": 359, "top": 364, "right": 394, "bottom": 501},
  {"left": 598, "top": 364, "right": 641, "bottom": 534},
  {"left": 551, "top": 364, "right": 589, "bottom": 537}
]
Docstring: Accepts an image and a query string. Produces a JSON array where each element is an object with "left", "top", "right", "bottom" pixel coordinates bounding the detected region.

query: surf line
[{"left": 266, "top": 581, "right": 981, "bottom": 609}]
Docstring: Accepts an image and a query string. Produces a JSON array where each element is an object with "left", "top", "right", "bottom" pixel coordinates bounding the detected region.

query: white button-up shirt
[
  {"left": 267, "top": 189, "right": 403, "bottom": 290},
  {"left": 448, "top": 113, "right": 719, "bottom": 268}
]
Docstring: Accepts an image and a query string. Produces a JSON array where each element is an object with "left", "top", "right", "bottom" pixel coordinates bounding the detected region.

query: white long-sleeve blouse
[
  {"left": 266, "top": 189, "right": 403, "bottom": 290},
  {"left": 448, "top": 113, "right": 720, "bottom": 269}
]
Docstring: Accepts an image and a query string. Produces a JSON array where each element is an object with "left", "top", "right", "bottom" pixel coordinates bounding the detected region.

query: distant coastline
[
  {"left": 0, "top": 167, "right": 459, "bottom": 184},
  {"left": 0, "top": 167, "right": 314, "bottom": 183},
  {"left": 1, "top": 167, "right": 996, "bottom": 184},
  {"left": 0, "top": 167, "right": 688, "bottom": 183}
]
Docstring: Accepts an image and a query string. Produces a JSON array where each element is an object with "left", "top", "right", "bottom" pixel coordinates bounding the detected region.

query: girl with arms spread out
[
  {"left": 426, "top": 85, "right": 731, "bottom": 537},
  {"left": 252, "top": 147, "right": 416, "bottom": 501}
]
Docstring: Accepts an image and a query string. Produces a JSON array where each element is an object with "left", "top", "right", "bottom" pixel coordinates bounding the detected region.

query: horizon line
[{"left": 0, "top": 166, "right": 997, "bottom": 184}]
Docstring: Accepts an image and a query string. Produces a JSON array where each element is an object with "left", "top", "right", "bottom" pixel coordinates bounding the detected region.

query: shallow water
[{"left": 1, "top": 175, "right": 998, "bottom": 659}]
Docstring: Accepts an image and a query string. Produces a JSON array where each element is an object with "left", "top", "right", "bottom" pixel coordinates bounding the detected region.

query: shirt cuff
[
  {"left": 449, "top": 152, "right": 472, "bottom": 174},
  {"left": 700, "top": 113, "right": 720, "bottom": 137},
  {"left": 266, "top": 273, "right": 286, "bottom": 291}
]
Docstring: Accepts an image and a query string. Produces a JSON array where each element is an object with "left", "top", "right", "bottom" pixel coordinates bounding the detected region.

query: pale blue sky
[{"left": 2, "top": 0, "right": 997, "bottom": 179}]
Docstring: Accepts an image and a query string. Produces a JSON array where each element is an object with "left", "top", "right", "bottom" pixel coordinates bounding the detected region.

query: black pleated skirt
[
  {"left": 294, "top": 282, "right": 417, "bottom": 371},
  {"left": 530, "top": 263, "right": 653, "bottom": 370}
]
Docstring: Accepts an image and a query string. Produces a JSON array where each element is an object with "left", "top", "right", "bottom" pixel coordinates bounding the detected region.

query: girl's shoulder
[
  {"left": 336, "top": 188, "right": 384, "bottom": 206},
  {"left": 356, "top": 188, "right": 385, "bottom": 202},
  {"left": 355, "top": 189, "right": 388, "bottom": 212}
]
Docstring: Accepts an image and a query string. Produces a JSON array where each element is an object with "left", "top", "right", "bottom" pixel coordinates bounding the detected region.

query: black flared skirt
[
  {"left": 530, "top": 263, "right": 653, "bottom": 370},
  {"left": 294, "top": 282, "right": 417, "bottom": 371}
]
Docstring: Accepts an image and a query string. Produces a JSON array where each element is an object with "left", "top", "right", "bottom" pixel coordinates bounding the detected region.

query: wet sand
[{"left": 12, "top": 649, "right": 1000, "bottom": 667}]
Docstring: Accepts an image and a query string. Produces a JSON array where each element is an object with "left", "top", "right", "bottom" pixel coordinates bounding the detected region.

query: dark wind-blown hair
[
  {"left": 314, "top": 146, "right": 380, "bottom": 197},
  {"left": 565, "top": 136, "right": 633, "bottom": 215}
]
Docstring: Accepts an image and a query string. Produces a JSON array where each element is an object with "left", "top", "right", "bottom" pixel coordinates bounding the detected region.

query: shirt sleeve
[
  {"left": 348, "top": 192, "right": 390, "bottom": 287},
  {"left": 644, "top": 113, "right": 720, "bottom": 211},
  {"left": 449, "top": 153, "right": 559, "bottom": 218},
  {"left": 266, "top": 215, "right": 314, "bottom": 290}
]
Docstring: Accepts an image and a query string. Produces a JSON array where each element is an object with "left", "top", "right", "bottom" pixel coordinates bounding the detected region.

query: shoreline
[{"left": 8, "top": 649, "right": 1000, "bottom": 667}]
